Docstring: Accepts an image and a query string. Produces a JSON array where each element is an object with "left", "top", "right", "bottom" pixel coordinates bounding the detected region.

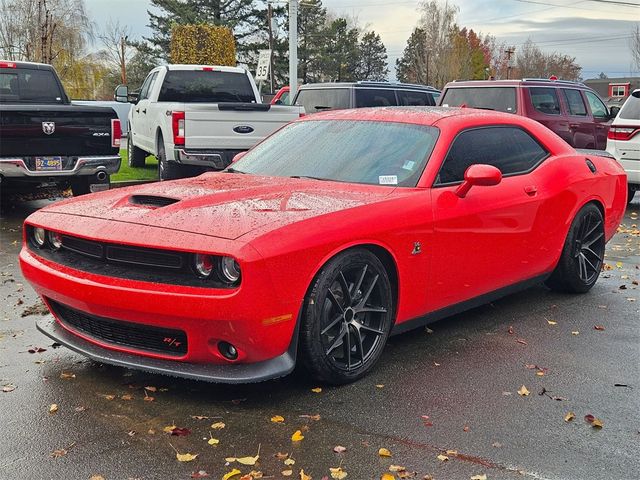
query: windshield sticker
[
  {"left": 379, "top": 175, "right": 398, "bottom": 185},
  {"left": 402, "top": 160, "right": 416, "bottom": 171}
]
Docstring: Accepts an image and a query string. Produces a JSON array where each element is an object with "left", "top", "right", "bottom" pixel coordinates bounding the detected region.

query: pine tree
[
  {"left": 296, "top": 0, "right": 327, "bottom": 83},
  {"left": 319, "top": 18, "right": 359, "bottom": 82},
  {"left": 395, "top": 28, "right": 429, "bottom": 85},
  {"left": 357, "top": 31, "right": 388, "bottom": 81}
]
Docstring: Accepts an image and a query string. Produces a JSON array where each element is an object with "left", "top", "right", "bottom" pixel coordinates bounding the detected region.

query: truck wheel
[
  {"left": 128, "top": 134, "right": 146, "bottom": 168},
  {"left": 70, "top": 173, "right": 110, "bottom": 196},
  {"left": 157, "top": 138, "right": 181, "bottom": 181},
  {"left": 627, "top": 185, "right": 636, "bottom": 205}
]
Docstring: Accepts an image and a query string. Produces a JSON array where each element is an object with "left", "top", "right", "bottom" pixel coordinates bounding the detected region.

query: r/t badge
[{"left": 411, "top": 241, "right": 422, "bottom": 255}]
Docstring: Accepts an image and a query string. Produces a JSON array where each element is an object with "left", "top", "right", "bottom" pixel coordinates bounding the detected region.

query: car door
[
  {"left": 559, "top": 88, "right": 594, "bottom": 149},
  {"left": 131, "top": 71, "right": 158, "bottom": 151},
  {"left": 584, "top": 90, "right": 611, "bottom": 150},
  {"left": 429, "top": 125, "right": 551, "bottom": 311}
]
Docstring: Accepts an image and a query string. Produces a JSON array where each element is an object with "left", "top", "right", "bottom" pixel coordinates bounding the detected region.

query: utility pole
[
  {"left": 289, "top": 0, "right": 298, "bottom": 99},
  {"left": 267, "top": 3, "right": 275, "bottom": 93},
  {"left": 505, "top": 47, "right": 515, "bottom": 80},
  {"left": 120, "top": 36, "right": 127, "bottom": 85}
]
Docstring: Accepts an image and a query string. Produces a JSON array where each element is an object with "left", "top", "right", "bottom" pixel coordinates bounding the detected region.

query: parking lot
[{"left": 1, "top": 195, "right": 638, "bottom": 480}]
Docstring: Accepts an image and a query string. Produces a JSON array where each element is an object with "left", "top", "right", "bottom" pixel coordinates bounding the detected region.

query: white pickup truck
[{"left": 115, "top": 64, "right": 304, "bottom": 180}]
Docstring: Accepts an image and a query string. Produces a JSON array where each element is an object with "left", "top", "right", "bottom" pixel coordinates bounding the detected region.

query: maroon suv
[{"left": 439, "top": 79, "right": 614, "bottom": 150}]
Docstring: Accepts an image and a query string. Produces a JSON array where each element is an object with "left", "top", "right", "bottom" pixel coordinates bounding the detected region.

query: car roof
[
  {"left": 163, "top": 64, "right": 247, "bottom": 74},
  {"left": 0, "top": 60, "right": 54, "bottom": 70},
  {"left": 444, "top": 79, "right": 587, "bottom": 89},
  {"left": 298, "top": 81, "right": 440, "bottom": 92}
]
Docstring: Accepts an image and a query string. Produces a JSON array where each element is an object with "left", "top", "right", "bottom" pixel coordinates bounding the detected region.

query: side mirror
[
  {"left": 609, "top": 106, "right": 620, "bottom": 119},
  {"left": 114, "top": 84, "right": 128, "bottom": 103},
  {"left": 455, "top": 164, "right": 502, "bottom": 198},
  {"left": 231, "top": 151, "right": 247, "bottom": 164}
]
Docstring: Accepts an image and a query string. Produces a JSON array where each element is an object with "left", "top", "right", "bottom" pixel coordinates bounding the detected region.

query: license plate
[{"left": 35, "top": 157, "right": 63, "bottom": 171}]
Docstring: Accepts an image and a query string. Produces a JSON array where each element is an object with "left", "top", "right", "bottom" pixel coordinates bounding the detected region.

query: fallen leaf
[
  {"left": 463, "top": 425, "right": 470, "bottom": 432},
  {"left": 50, "top": 449, "right": 67, "bottom": 459},
  {"left": 207, "top": 438, "right": 219, "bottom": 445},
  {"left": 492, "top": 442, "right": 502, "bottom": 448},
  {"left": 49, "top": 403, "right": 58, "bottom": 414},
  {"left": 518, "top": 385, "right": 530, "bottom": 397},
  {"left": 571, "top": 331, "right": 580, "bottom": 335},
  {"left": 299, "top": 469, "right": 312, "bottom": 480},
  {"left": 564, "top": 412, "right": 575, "bottom": 422},
  {"left": 144, "top": 395, "right": 155, "bottom": 402},
  {"left": 211, "top": 422, "right": 226, "bottom": 429},
  {"left": 282, "top": 470, "right": 293, "bottom": 477},
  {"left": 222, "top": 469, "right": 241, "bottom": 480},
  {"left": 284, "top": 458, "right": 296, "bottom": 466},
  {"left": 60, "top": 372, "right": 76, "bottom": 379},
  {"left": 425, "top": 327, "right": 434, "bottom": 334},
  {"left": 507, "top": 325, "right": 514, "bottom": 334},
  {"left": 27, "top": 346, "right": 47, "bottom": 353},
  {"left": 584, "top": 414, "right": 603, "bottom": 428},
  {"left": 176, "top": 452, "right": 198, "bottom": 462},
  {"left": 121, "top": 394, "right": 133, "bottom": 401},
  {"left": 375, "top": 384, "right": 384, "bottom": 388},
  {"left": 101, "top": 394, "right": 115, "bottom": 401},
  {"left": 191, "top": 471, "right": 210, "bottom": 478},
  {"left": 275, "top": 452, "right": 289, "bottom": 460},
  {"left": 378, "top": 448, "right": 392, "bottom": 457},
  {"left": 536, "top": 370, "right": 545, "bottom": 377},
  {"left": 333, "top": 445, "right": 347, "bottom": 453},
  {"left": 170, "top": 427, "right": 191, "bottom": 437},
  {"left": 437, "top": 454, "right": 449, "bottom": 462},
  {"left": 2, "top": 384, "right": 16, "bottom": 393},
  {"left": 311, "top": 387, "right": 322, "bottom": 393},
  {"left": 330, "top": 467, "right": 347, "bottom": 479},
  {"left": 144, "top": 386, "right": 157, "bottom": 392},
  {"left": 546, "top": 320, "right": 557, "bottom": 325},
  {"left": 163, "top": 424, "right": 177, "bottom": 433},
  {"left": 381, "top": 475, "right": 395, "bottom": 480},
  {"left": 470, "top": 475, "right": 487, "bottom": 480},
  {"left": 594, "top": 325, "right": 606, "bottom": 331},
  {"left": 89, "top": 476, "right": 105, "bottom": 480},
  {"left": 271, "top": 415, "right": 285, "bottom": 423},
  {"left": 516, "top": 339, "right": 528, "bottom": 345},
  {"left": 299, "top": 414, "right": 321, "bottom": 421},
  {"left": 291, "top": 430, "right": 304, "bottom": 442},
  {"left": 389, "top": 465, "right": 406, "bottom": 472}
]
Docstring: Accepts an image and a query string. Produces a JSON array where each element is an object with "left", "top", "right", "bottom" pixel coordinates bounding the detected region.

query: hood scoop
[{"left": 128, "top": 195, "right": 180, "bottom": 208}]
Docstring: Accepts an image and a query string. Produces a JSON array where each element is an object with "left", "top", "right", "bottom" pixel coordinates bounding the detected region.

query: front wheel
[
  {"left": 545, "top": 203, "right": 605, "bottom": 293},
  {"left": 300, "top": 249, "right": 394, "bottom": 384}
]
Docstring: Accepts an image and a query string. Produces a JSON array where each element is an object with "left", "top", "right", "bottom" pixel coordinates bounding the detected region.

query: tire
[
  {"left": 157, "top": 136, "right": 181, "bottom": 181},
  {"left": 545, "top": 203, "right": 605, "bottom": 293},
  {"left": 127, "top": 134, "right": 146, "bottom": 168},
  {"left": 300, "top": 248, "right": 394, "bottom": 384},
  {"left": 69, "top": 174, "right": 110, "bottom": 197},
  {"left": 627, "top": 185, "right": 636, "bottom": 205}
]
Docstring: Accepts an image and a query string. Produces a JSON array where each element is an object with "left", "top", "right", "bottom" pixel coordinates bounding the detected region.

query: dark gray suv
[{"left": 292, "top": 81, "right": 440, "bottom": 114}]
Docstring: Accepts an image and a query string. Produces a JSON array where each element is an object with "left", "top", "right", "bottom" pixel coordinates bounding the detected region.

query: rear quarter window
[
  {"left": 355, "top": 88, "right": 397, "bottom": 107},
  {"left": 158, "top": 70, "right": 256, "bottom": 103},
  {"left": 397, "top": 90, "right": 435, "bottom": 106},
  {"left": 619, "top": 93, "right": 640, "bottom": 120},
  {"left": 295, "top": 88, "right": 350, "bottom": 113},
  {"left": 440, "top": 87, "right": 517, "bottom": 113}
]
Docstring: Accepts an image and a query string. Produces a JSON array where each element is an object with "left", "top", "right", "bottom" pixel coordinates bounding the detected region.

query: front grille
[
  {"left": 62, "top": 235, "right": 104, "bottom": 258},
  {"left": 106, "top": 245, "right": 183, "bottom": 269},
  {"left": 48, "top": 299, "right": 188, "bottom": 356}
]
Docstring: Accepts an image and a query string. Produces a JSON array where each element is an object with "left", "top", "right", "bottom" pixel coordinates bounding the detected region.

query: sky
[{"left": 84, "top": 0, "right": 640, "bottom": 80}]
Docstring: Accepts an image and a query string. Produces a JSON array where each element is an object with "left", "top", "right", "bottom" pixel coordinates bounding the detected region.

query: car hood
[{"left": 43, "top": 173, "right": 396, "bottom": 240}]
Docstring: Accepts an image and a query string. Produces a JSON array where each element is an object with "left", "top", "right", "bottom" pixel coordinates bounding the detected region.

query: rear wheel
[
  {"left": 69, "top": 174, "right": 110, "bottom": 196},
  {"left": 627, "top": 185, "right": 636, "bottom": 205},
  {"left": 127, "top": 134, "right": 146, "bottom": 168},
  {"left": 300, "top": 249, "right": 394, "bottom": 384},
  {"left": 157, "top": 136, "right": 181, "bottom": 181},
  {"left": 545, "top": 203, "right": 605, "bottom": 293}
]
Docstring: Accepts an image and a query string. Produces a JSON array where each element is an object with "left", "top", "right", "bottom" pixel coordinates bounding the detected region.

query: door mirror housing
[
  {"left": 455, "top": 164, "right": 502, "bottom": 198},
  {"left": 609, "top": 105, "right": 620, "bottom": 119},
  {"left": 114, "top": 84, "right": 128, "bottom": 103}
]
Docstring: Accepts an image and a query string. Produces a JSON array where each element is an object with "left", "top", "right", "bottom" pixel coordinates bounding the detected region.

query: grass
[{"left": 112, "top": 149, "right": 159, "bottom": 182}]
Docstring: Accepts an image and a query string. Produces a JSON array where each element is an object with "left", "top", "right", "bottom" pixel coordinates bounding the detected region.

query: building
[{"left": 584, "top": 77, "right": 640, "bottom": 109}]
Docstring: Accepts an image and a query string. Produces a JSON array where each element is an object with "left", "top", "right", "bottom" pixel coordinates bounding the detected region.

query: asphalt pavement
[{"left": 1, "top": 194, "right": 638, "bottom": 480}]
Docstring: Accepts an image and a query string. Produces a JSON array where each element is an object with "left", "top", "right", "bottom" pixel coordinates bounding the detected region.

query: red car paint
[{"left": 19, "top": 107, "right": 627, "bottom": 381}]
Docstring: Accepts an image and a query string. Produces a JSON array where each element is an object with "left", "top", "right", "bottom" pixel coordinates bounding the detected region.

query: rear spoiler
[
  {"left": 575, "top": 149, "right": 615, "bottom": 160},
  {"left": 217, "top": 102, "right": 271, "bottom": 111}
]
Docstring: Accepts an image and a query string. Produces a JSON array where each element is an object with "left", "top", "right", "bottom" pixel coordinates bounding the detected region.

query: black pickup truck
[{"left": 0, "top": 60, "right": 121, "bottom": 198}]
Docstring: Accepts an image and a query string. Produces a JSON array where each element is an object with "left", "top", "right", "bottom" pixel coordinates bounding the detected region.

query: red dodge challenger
[{"left": 20, "top": 107, "right": 627, "bottom": 384}]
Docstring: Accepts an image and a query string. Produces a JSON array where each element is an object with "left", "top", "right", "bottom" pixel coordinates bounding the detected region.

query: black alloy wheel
[
  {"left": 300, "top": 249, "right": 393, "bottom": 384},
  {"left": 546, "top": 203, "right": 605, "bottom": 293}
]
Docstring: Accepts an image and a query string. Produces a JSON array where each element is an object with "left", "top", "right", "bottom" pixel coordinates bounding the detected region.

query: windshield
[
  {"left": 232, "top": 120, "right": 439, "bottom": 187},
  {"left": 441, "top": 86, "right": 516, "bottom": 113}
]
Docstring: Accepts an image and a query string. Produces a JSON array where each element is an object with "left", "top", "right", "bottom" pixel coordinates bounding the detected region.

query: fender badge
[{"left": 411, "top": 241, "right": 422, "bottom": 255}]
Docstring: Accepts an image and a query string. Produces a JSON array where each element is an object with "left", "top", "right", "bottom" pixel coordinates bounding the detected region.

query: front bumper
[
  {"left": 0, "top": 155, "right": 121, "bottom": 178},
  {"left": 36, "top": 316, "right": 297, "bottom": 384}
]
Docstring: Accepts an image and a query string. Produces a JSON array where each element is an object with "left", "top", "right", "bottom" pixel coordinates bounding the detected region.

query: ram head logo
[{"left": 42, "top": 122, "right": 55, "bottom": 135}]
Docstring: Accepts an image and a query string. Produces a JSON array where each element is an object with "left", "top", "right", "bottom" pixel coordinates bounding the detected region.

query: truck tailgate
[{"left": 184, "top": 104, "right": 303, "bottom": 150}]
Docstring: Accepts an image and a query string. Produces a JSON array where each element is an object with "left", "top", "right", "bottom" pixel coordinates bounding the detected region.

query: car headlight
[
  {"left": 220, "top": 256, "right": 241, "bottom": 284},
  {"left": 33, "top": 227, "right": 46, "bottom": 248},
  {"left": 48, "top": 231, "right": 62, "bottom": 250},
  {"left": 193, "top": 253, "right": 214, "bottom": 278}
]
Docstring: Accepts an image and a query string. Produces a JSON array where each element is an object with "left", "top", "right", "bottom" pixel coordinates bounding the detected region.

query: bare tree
[
  {"left": 515, "top": 38, "right": 581, "bottom": 81},
  {"left": 418, "top": 0, "right": 459, "bottom": 87},
  {"left": 632, "top": 23, "right": 640, "bottom": 70},
  {"left": 98, "top": 19, "right": 134, "bottom": 85}
]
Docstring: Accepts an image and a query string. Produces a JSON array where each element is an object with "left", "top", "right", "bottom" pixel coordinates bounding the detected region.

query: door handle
[
  {"left": 142, "top": 109, "right": 147, "bottom": 114},
  {"left": 569, "top": 123, "right": 580, "bottom": 129},
  {"left": 524, "top": 185, "right": 537, "bottom": 195}
]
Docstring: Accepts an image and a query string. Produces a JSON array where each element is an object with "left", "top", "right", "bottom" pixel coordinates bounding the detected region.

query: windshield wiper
[
  {"left": 289, "top": 175, "right": 328, "bottom": 181},
  {"left": 225, "top": 167, "right": 247, "bottom": 174}
]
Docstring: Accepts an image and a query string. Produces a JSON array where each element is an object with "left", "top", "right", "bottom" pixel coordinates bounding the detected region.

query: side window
[
  {"left": 562, "top": 89, "right": 587, "bottom": 116},
  {"left": 585, "top": 91, "right": 608, "bottom": 118},
  {"left": 295, "top": 88, "right": 350, "bottom": 113},
  {"left": 138, "top": 72, "right": 157, "bottom": 101},
  {"left": 529, "top": 87, "right": 560, "bottom": 115},
  {"left": 435, "top": 127, "right": 548, "bottom": 185},
  {"left": 355, "top": 88, "right": 397, "bottom": 107},
  {"left": 397, "top": 90, "right": 434, "bottom": 106}
]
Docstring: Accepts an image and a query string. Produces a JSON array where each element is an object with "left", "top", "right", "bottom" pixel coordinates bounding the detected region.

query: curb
[{"left": 110, "top": 180, "right": 157, "bottom": 189}]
